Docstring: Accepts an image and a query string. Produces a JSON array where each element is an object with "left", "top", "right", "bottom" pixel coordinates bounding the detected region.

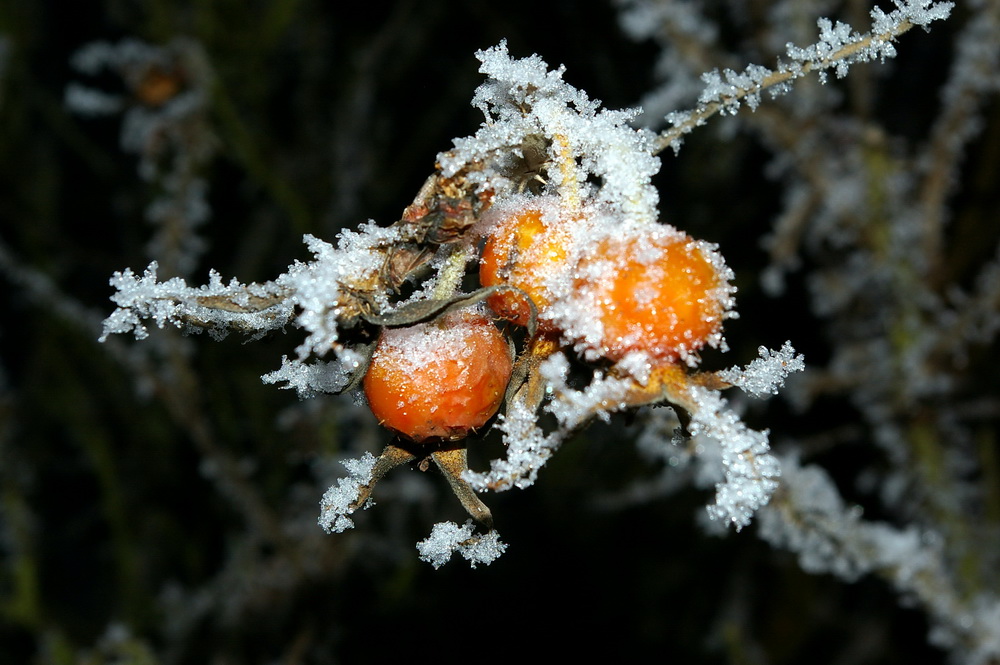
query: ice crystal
[
  {"left": 100, "top": 262, "right": 292, "bottom": 342},
  {"left": 464, "top": 400, "right": 561, "bottom": 493},
  {"left": 278, "top": 228, "right": 397, "bottom": 360},
  {"left": 261, "top": 355, "right": 358, "bottom": 399},
  {"left": 442, "top": 40, "right": 661, "bottom": 223},
  {"left": 416, "top": 521, "right": 507, "bottom": 569},
  {"left": 686, "top": 385, "right": 782, "bottom": 530},
  {"left": 718, "top": 341, "right": 806, "bottom": 399},
  {"left": 317, "top": 453, "right": 377, "bottom": 534}
]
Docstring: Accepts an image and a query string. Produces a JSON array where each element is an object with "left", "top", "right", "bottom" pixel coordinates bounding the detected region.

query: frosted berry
[
  {"left": 363, "top": 309, "right": 513, "bottom": 442},
  {"left": 479, "top": 201, "right": 572, "bottom": 329},
  {"left": 570, "top": 226, "right": 734, "bottom": 364}
]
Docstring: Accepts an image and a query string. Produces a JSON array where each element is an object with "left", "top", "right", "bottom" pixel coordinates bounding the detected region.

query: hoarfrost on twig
[
  {"left": 686, "top": 385, "right": 782, "bottom": 530},
  {"left": 416, "top": 521, "right": 508, "bottom": 569},
  {"left": 651, "top": 0, "right": 954, "bottom": 153},
  {"left": 317, "top": 453, "right": 377, "bottom": 534},
  {"left": 718, "top": 341, "right": 806, "bottom": 399},
  {"left": 100, "top": 262, "right": 292, "bottom": 342},
  {"left": 464, "top": 401, "right": 561, "bottom": 493}
]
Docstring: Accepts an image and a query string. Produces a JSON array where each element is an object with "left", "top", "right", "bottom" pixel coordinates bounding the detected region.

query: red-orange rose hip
[
  {"left": 479, "top": 202, "right": 572, "bottom": 329},
  {"left": 363, "top": 309, "right": 513, "bottom": 442},
  {"left": 571, "top": 227, "right": 734, "bottom": 364}
]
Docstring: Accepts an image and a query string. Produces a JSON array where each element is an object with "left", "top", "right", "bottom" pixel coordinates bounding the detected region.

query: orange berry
[
  {"left": 479, "top": 201, "right": 572, "bottom": 329},
  {"left": 135, "top": 66, "right": 183, "bottom": 107},
  {"left": 568, "top": 227, "right": 734, "bottom": 364},
  {"left": 363, "top": 309, "right": 513, "bottom": 442}
]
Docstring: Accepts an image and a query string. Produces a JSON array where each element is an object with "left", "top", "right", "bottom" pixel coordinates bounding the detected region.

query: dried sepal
[{"left": 362, "top": 284, "right": 535, "bottom": 334}]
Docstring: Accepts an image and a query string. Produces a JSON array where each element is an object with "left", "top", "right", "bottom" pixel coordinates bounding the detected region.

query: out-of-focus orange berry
[
  {"left": 134, "top": 66, "right": 183, "bottom": 107},
  {"left": 570, "top": 227, "right": 733, "bottom": 364},
  {"left": 479, "top": 202, "right": 572, "bottom": 329},
  {"left": 363, "top": 309, "right": 513, "bottom": 442}
]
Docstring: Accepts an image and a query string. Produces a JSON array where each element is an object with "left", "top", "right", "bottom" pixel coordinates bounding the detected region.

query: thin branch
[{"left": 654, "top": 18, "right": 920, "bottom": 154}]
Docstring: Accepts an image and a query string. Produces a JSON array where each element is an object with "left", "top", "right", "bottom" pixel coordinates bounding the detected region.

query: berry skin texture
[
  {"left": 363, "top": 309, "right": 513, "bottom": 442},
  {"left": 570, "top": 227, "right": 734, "bottom": 365},
  {"left": 479, "top": 202, "right": 571, "bottom": 329}
]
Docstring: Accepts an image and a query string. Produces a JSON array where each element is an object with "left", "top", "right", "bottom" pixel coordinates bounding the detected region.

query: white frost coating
[
  {"left": 469, "top": 343, "right": 790, "bottom": 532},
  {"left": 870, "top": 0, "right": 955, "bottom": 32},
  {"left": 547, "top": 223, "right": 738, "bottom": 367},
  {"left": 99, "top": 262, "right": 292, "bottom": 342},
  {"left": 441, "top": 40, "right": 661, "bottom": 223},
  {"left": 650, "top": 0, "right": 952, "bottom": 152},
  {"left": 786, "top": 18, "right": 866, "bottom": 79},
  {"left": 464, "top": 400, "right": 561, "bottom": 492},
  {"left": 758, "top": 457, "right": 1000, "bottom": 665},
  {"left": 317, "top": 453, "right": 377, "bottom": 534},
  {"left": 697, "top": 65, "right": 773, "bottom": 114},
  {"left": 615, "top": 350, "right": 655, "bottom": 385},
  {"left": 787, "top": 1, "right": 954, "bottom": 76},
  {"left": 944, "top": 597, "right": 1000, "bottom": 665},
  {"left": 717, "top": 341, "right": 805, "bottom": 399},
  {"left": 540, "top": 352, "right": 637, "bottom": 429},
  {"left": 70, "top": 37, "right": 170, "bottom": 77},
  {"left": 64, "top": 82, "right": 124, "bottom": 115},
  {"left": 685, "top": 385, "right": 781, "bottom": 530},
  {"left": 101, "top": 225, "right": 398, "bottom": 382},
  {"left": 416, "top": 521, "right": 508, "bottom": 568},
  {"left": 278, "top": 227, "right": 397, "bottom": 360},
  {"left": 757, "top": 455, "right": 940, "bottom": 580},
  {"left": 472, "top": 343, "right": 789, "bottom": 534},
  {"left": 261, "top": 353, "right": 359, "bottom": 399}
]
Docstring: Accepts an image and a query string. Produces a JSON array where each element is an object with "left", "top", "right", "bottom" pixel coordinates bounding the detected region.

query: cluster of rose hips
[{"left": 355, "top": 187, "right": 734, "bottom": 531}]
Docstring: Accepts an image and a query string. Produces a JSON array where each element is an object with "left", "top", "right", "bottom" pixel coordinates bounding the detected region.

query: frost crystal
[
  {"left": 870, "top": 0, "right": 955, "bottom": 33},
  {"left": 761, "top": 460, "right": 944, "bottom": 596},
  {"left": 540, "top": 351, "right": 637, "bottom": 429},
  {"left": 464, "top": 400, "right": 561, "bottom": 492},
  {"left": 648, "top": 0, "right": 952, "bottom": 153},
  {"left": 261, "top": 355, "right": 357, "bottom": 399},
  {"left": 686, "top": 385, "right": 782, "bottom": 530},
  {"left": 755, "top": 455, "right": 1000, "bottom": 662},
  {"left": 786, "top": 2, "right": 954, "bottom": 74},
  {"left": 718, "top": 341, "right": 805, "bottom": 399},
  {"left": 441, "top": 40, "right": 661, "bottom": 223},
  {"left": 416, "top": 521, "right": 507, "bottom": 569},
  {"left": 100, "top": 262, "right": 292, "bottom": 342},
  {"left": 317, "top": 453, "right": 377, "bottom": 534},
  {"left": 278, "top": 228, "right": 397, "bottom": 360}
]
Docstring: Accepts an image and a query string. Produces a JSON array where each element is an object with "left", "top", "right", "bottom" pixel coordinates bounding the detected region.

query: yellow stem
[{"left": 552, "top": 132, "right": 581, "bottom": 212}]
